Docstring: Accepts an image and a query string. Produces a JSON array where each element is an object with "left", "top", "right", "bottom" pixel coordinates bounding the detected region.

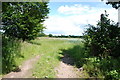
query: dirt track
[
  {"left": 55, "top": 54, "right": 84, "bottom": 78},
  {"left": 3, "top": 55, "right": 40, "bottom": 78}
]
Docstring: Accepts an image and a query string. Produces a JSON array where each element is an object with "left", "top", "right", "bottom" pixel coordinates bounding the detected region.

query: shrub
[
  {"left": 48, "top": 34, "right": 53, "bottom": 37},
  {"left": 84, "top": 12, "right": 120, "bottom": 58},
  {"left": 83, "top": 11, "right": 120, "bottom": 79},
  {"left": 2, "top": 36, "right": 21, "bottom": 74}
]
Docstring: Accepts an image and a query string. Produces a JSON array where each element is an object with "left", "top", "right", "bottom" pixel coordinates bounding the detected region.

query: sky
[{"left": 43, "top": 0, "right": 118, "bottom": 36}]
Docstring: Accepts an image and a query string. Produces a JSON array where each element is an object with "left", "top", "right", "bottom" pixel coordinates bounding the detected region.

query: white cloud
[
  {"left": 50, "top": 0, "right": 106, "bottom": 2},
  {"left": 44, "top": 4, "right": 118, "bottom": 36},
  {"left": 44, "top": 15, "right": 84, "bottom": 35},
  {"left": 57, "top": 4, "right": 118, "bottom": 21},
  {"left": 58, "top": 4, "right": 91, "bottom": 15}
]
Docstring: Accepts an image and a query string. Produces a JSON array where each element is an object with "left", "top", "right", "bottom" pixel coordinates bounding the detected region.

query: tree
[
  {"left": 48, "top": 34, "right": 53, "bottom": 37},
  {"left": 1, "top": 2, "right": 49, "bottom": 73},
  {"left": 38, "top": 32, "right": 47, "bottom": 37},
  {"left": 102, "top": 0, "right": 120, "bottom": 9},
  {"left": 2, "top": 2, "right": 49, "bottom": 41}
]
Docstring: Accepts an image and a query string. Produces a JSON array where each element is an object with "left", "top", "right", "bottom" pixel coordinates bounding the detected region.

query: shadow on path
[
  {"left": 55, "top": 45, "right": 87, "bottom": 78},
  {"left": 58, "top": 45, "right": 87, "bottom": 68},
  {"left": 60, "top": 54, "right": 74, "bottom": 66}
]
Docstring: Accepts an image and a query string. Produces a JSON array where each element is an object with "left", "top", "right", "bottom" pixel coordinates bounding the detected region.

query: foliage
[
  {"left": 2, "top": 2, "right": 49, "bottom": 74},
  {"left": 38, "top": 32, "right": 48, "bottom": 37},
  {"left": 2, "top": 36, "right": 21, "bottom": 74},
  {"left": 99, "top": 58, "right": 120, "bottom": 80},
  {"left": 84, "top": 12, "right": 120, "bottom": 58},
  {"left": 48, "top": 34, "right": 53, "bottom": 37},
  {"left": 2, "top": 2, "right": 49, "bottom": 41},
  {"left": 101, "top": 0, "right": 120, "bottom": 9},
  {"left": 106, "top": 0, "right": 120, "bottom": 9},
  {"left": 82, "top": 57, "right": 120, "bottom": 79},
  {"left": 106, "top": 2, "right": 120, "bottom": 9},
  {"left": 83, "top": 12, "right": 120, "bottom": 79},
  {"left": 0, "top": 34, "right": 1, "bottom": 75},
  {"left": 48, "top": 34, "right": 83, "bottom": 38}
]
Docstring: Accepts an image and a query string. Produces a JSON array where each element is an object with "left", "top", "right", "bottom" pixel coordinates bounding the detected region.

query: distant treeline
[
  {"left": 51, "top": 35, "right": 83, "bottom": 38},
  {"left": 38, "top": 33, "right": 83, "bottom": 38}
]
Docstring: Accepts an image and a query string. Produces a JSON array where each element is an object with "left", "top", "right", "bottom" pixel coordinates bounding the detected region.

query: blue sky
[{"left": 44, "top": 1, "right": 118, "bottom": 36}]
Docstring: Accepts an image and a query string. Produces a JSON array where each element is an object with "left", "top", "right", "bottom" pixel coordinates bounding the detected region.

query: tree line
[{"left": 48, "top": 34, "right": 83, "bottom": 38}]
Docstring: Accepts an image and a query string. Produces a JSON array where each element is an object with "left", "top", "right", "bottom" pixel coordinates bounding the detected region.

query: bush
[
  {"left": 2, "top": 36, "right": 21, "bottom": 74},
  {"left": 48, "top": 34, "right": 53, "bottom": 37},
  {"left": 84, "top": 12, "right": 120, "bottom": 58},
  {"left": 83, "top": 12, "right": 120, "bottom": 79}
]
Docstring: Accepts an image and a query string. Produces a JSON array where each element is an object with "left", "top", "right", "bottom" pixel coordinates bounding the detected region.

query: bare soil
[
  {"left": 2, "top": 53, "right": 87, "bottom": 78},
  {"left": 3, "top": 55, "right": 40, "bottom": 78},
  {"left": 55, "top": 54, "right": 85, "bottom": 78}
]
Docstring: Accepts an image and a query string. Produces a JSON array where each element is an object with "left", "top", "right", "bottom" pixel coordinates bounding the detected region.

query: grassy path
[
  {"left": 31, "top": 38, "right": 76, "bottom": 78},
  {"left": 2, "top": 37, "right": 87, "bottom": 78}
]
